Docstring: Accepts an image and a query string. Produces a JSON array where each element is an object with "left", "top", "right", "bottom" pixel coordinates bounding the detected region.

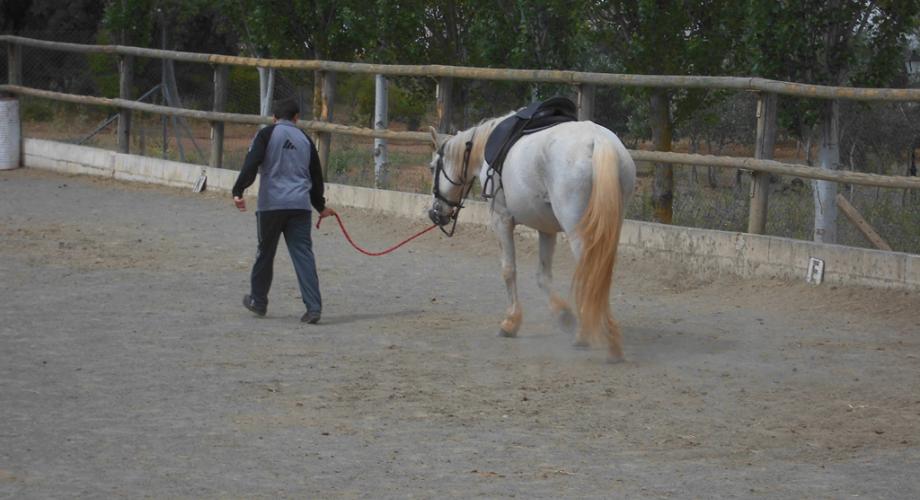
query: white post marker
[{"left": 806, "top": 257, "right": 825, "bottom": 285}]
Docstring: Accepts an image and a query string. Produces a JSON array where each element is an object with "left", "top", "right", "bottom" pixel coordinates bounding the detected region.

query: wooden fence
[{"left": 3, "top": 34, "right": 920, "bottom": 239}]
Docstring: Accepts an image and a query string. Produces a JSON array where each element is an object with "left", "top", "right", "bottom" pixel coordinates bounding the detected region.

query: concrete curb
[{"left": 20, "top": 138, "right": 919, "bottom": 290}]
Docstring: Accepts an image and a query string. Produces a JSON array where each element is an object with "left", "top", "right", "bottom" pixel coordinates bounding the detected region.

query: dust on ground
[{"left": 1, "top": 168, "right": 919, "bottom": 498}]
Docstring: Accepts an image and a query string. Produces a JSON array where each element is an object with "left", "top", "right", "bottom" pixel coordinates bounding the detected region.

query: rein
[
  {"left": 316, "top": 212, "right": 437, "bottom": 256},
  {"left": 432, "top": 136, "right": 476, "bottom": 237}
]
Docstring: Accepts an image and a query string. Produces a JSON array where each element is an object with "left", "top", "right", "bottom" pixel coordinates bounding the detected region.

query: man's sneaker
[
  {"left": 242, "top": 294, "right": 266, "bottom": 317},
  {"left": 301, "top": 311, "right": 321, "bottom": 324}
]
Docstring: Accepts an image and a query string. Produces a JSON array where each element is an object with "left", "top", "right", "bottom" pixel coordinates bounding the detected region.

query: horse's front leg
[
  {"left": 492, "top": 212, "right": 522, "bottom": 338},
  {"left": 537, "top": 231, "right": 576, "bottom": 335}
]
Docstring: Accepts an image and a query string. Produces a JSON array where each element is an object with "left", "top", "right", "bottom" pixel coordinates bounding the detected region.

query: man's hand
[
  {"left": 233, "top": 196, "right": 247, "bottom": 212},
  {"left": 315, "top": 207, "right": 337, "bottom": 228},
  {"left": 319, "top": 207, "right": 337, "bottom": 220}
]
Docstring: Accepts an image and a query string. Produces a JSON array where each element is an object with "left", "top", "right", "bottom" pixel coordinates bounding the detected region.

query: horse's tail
[{"left": 572, "top": 137, "right": 624, "bottom": 345}]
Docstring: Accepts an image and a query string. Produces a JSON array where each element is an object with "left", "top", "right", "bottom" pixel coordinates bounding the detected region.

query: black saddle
[
  {"left": 482, "top": 97, "right": 577, "bottom": 198},
  {"left": 484, "top": 97, "right": 577, "bottom": 170}
]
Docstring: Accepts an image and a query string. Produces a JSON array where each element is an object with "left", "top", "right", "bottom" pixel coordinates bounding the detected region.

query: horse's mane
[{"left": 445, "top": 112, "right": 514, "bottom": 170}]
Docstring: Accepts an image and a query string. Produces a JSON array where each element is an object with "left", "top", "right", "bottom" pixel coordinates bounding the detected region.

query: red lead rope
[{"left": 316, "top": 212, "right": 438, "bottom": 256}]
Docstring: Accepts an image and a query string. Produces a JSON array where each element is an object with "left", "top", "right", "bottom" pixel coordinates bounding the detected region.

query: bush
[
  {"left": 226, "top": 66, "right": 261, "bottom": 115},
  {"left": 345, "top": 75, "right": 429, "bottom": 130},
  {"left": 20, "top": 97, "right": 55, "bottom": 122}
]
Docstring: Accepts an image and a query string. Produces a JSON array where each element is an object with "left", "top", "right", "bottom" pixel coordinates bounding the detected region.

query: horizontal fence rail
[
  {"left": 0, "top": 84, "right": 433, "bottom": 143},
  {"left": 3, "top": 83, "right": 918, "bottom": 190},
  {"left": 3, "top": 35, "right": 920, "bottom": 101},
  {"left": 630, "top": 151, "right": 920, "bottom": 190}
]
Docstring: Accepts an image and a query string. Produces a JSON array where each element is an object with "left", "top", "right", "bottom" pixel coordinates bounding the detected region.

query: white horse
[{"left": 427, "top": 112, "right": 636, "bottom": 362}]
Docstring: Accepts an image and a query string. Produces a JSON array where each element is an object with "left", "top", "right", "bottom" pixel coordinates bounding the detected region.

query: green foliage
[
  {"left": 343, "top": 75, "right": 429, "bottom": 130},
  {"left": 20, "top": 97, "right": 55, "bottom": 122},
  {"left": 739, "top": 0, "right": 920, "bottom": 137},
  {"left": 327, "top": 145, "right": 372, "bottom": 182},
  {"left": 589, "top": 0, "right": 746, "bottom": 125},
  {"left": 86, "top": 30, "right": 119, "bottom": 98},
  {"left": 225, "top": 66, "right": 261, "bottom": 114},
  {"left": 2, "top": 0, "right": 105, "bottom": 33},
  {"left": 102, "top": 0, "right": 155, "bottom": 45},
  {"left": 464, "top": 0, "right": 591, "bottom": 70},
  {"left": 224, "top": 0, "right": 368, "bottom": 59}
]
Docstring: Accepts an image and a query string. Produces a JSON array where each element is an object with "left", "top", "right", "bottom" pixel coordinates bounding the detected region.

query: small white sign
[{"left": 806, "top": 257, "right": 825, "bottom": 285}]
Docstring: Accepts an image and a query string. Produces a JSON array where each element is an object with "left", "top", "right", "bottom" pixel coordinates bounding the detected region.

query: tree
[
  {"left": 220, "top": 0, "right": 371, "bottom": 119},
  {"left": 2, "top": 0, "right": 106, "bottom": 36},
  {"left": 741, "top": 0, "right": 920, "bottom": 243},
  {"left": 589, "top": 0, "right": 746, "bottom": 224}
]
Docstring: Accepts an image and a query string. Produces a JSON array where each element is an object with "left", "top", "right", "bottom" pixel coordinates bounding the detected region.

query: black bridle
[{"left": 431, "top": 136, "right": 475, "bottom": 237}]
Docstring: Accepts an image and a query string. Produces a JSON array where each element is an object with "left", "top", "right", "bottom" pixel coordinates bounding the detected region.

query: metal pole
[
  {"left": 373, "top": 74, "right": 389, "bottom": 188},
  {"left": 209, "top": 65, "right": 228, "bottom": 168},
  {"left": 117, "top": 55, "right": 133, "bottom": 154},
  {"left": 747, "top": 92, "right": 777, "bottom": 234}
]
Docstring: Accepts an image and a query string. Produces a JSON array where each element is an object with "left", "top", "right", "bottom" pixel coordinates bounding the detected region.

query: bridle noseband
[{"left": 432, "top": 136, "right": 475, "bottom": 237}]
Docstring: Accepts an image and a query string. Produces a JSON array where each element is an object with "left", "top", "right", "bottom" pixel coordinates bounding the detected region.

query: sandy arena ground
[{"left": 1, "top": 168, "right": 919, "bottom": 498}]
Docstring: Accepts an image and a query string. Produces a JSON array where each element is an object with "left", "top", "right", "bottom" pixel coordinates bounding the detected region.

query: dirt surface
[{"left": 1, "top": 168, "right": 919, "bottom": 498}]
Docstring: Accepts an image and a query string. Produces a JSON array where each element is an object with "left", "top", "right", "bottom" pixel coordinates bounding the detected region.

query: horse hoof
[
  {"left": 606, "top": 355, "right": 625, "bottom": 364},
  {"left": 498, "top": 329, "right": 517, "bottom": 338},
  {"left": 572, "top": 339, "right": 590, "bottom": 350}
]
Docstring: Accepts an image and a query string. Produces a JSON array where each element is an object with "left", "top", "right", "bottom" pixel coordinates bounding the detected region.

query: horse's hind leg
[
  {"left": 563, "top": 234, "right": 592, "bottom": 348},
  {"left": 537, "top": 231, "right": 576, "bottom": 335},
  {"left": 604, "top": 313, "right": 624, "bottom": 363},
  {"left": 493, "top": 213, "right": 522, "bottom": 338}
]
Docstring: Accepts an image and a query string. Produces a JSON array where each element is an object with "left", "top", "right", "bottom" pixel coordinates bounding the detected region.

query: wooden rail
[
  {"left": 0, "top": 84, "right": 433, "bottom": 144},
  {"left": 630, "top": 150, "right": 920, "bottom": 190},
  {"left": 835, "top": 194, "right": 893, "bottom": 251},
  {"left": 3, "top": 35, "right": 920, "bottom": 101}
]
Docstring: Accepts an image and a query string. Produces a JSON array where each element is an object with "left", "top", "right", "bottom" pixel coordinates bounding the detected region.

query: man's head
[{"left": 272, "top": 99, "right": 300, "bottom": 122}]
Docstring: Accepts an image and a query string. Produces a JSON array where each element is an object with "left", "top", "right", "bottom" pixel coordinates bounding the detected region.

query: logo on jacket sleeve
[{"left": 282, "top": 139, "right": 297, "bottom": 150}]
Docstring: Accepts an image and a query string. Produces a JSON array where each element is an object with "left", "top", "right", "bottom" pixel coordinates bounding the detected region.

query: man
[{"left": 232, "top": 99, "right": 336, "bottom": 323}]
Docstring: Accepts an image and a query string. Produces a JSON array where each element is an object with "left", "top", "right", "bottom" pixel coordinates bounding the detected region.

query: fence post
[
  {"left": 117, "top": 55, "right": 133, "bottom": 154},
  {"left": 576, "top": 84, "right": 595, "bottom": 121},
  {"left": 316, "top": 71, "right": 336, "bottom": 177},
  {"left": 374, "top": 74, "right": 388, "bottom": 188},
  {"left": 209, "top": 65, "right": 229, "bottom": 169},
  {"left": 436, "top": 77, "right": 453, "bottom": 134},
  {"left": 6, "top": 42, "right": 21, "bottom": 86},
  {"left": 747, "top": 92, "right": 777, "bottom": 234}
]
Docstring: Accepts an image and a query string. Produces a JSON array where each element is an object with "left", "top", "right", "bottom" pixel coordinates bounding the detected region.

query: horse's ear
[{"left": 428, "top": 126, "right": 440, "bottom": 150}]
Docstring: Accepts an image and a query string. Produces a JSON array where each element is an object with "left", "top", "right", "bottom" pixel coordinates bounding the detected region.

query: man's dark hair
[{"left": 272, "top": 99, "right": 300, "bottom": 121}]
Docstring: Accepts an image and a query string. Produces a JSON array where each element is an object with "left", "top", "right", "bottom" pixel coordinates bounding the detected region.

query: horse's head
[{"left": 427, "top": 126, "right": 477, "bottom": 234}]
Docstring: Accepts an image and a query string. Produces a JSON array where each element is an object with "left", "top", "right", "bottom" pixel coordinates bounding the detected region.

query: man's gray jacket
[{"left": 232, "top": 120, "right": 326, "bottom": 213}]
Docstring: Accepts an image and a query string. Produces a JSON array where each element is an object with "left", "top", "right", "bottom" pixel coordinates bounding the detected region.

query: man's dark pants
[{"left": 250, "top": 209, "right": 321, "bottom": 313}]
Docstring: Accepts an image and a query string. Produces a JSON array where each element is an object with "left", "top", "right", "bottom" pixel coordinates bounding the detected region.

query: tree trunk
[
  {"left": 813, "top": 100, "right": 840, "bottom": 244},
  {"left": 313, "top": 71, "right": 323, "bottom": 120},
  {"left": 649, "top": 90, "right": 674, "bottom": 224}
]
